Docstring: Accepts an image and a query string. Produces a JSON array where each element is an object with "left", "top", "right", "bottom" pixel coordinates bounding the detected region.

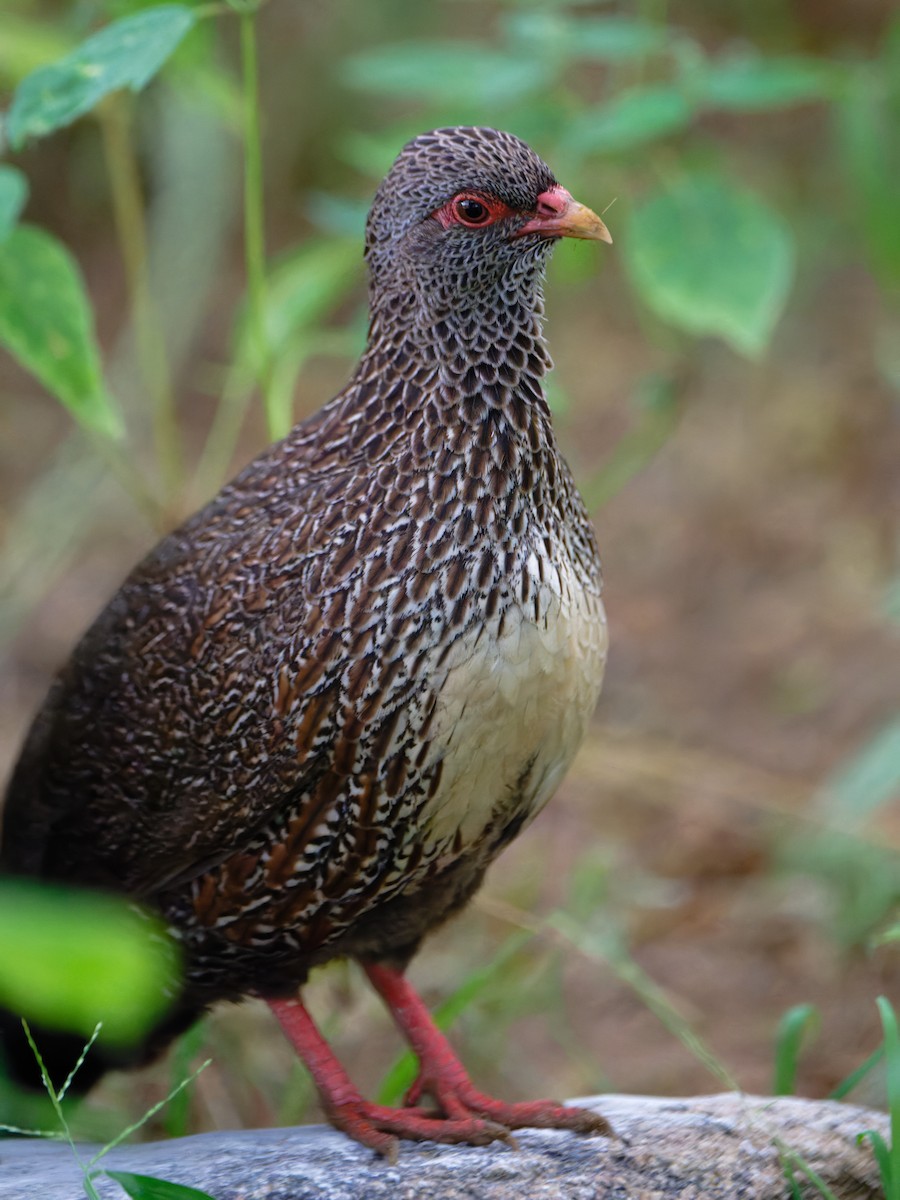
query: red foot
[
  {"left": 364, "top": 963, "right": 614, "bottom": 1139},
  {"left": 268, "top": 996, "right": 515, "bottom": 1161},
  {"left": 326, "top": 1099, "right": 513, "bottom": 1161},
  {"left": 269, "top": 971, "right": 613, "bottom": 1160}
]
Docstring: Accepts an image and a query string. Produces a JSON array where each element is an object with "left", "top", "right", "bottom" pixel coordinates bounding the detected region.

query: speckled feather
[{"left": 2, "top": 127, "right": 607, "bottom": 1012}]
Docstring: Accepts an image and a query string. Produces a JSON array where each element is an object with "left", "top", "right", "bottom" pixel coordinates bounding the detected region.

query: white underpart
[{"left": 423, "top": 550, "right": 607, "bottom": 850}]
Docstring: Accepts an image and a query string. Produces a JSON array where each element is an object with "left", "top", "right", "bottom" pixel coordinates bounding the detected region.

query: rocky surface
[{"left": 0, "top": 1093, "right": 888, "bottom": 1200}]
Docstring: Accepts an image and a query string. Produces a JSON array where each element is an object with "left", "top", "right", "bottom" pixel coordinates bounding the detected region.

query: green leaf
[
  {"left": 100, "top": 1171, "right": 216, "bottom": 1200},
  {"left": 700, "top": 54, "right": 836, "bottom": 112},
  {"left": 823, "top": 716, "right": 900, "bottom": 823},
  {"left": 0, "top": 880, "right": 179, "bottom": 1044},
  {"left": 624, "top": 174, "right": 794, "bottom": 357},
  {"left": 6, "top": 5, "right": 197, "bottom": 148},
  {"left": 571, "top": 15, "right": 666, "bottom": 59},
  {"left": 566, "top": 86, "right": 693, "bottom": 154},
  {"left": 340, "top": 41, "right": 551, "bottom": 106},
  {"left": 505, "top": 13, "right": 665, "bottom": 62},
  {"left": 0, "top": 225, "right": 122, "bottom": 437},
  {"left": 0, "top": 165, "right": 28, "bottom": 241}
]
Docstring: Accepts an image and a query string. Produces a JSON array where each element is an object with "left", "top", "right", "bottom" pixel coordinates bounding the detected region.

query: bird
[{"left": 1, "top": 126, "right": 612, "bottom": 1158}]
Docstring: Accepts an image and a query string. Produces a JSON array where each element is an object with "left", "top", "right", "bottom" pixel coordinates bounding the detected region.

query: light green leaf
[
  {"left": 0, "top": 880, "right": 179, "bottom": 1044},
  {"left": 624, "top": 174, "right": 794, "bottom": 357},
  {"left": 0, "top": 165, "right": 28, "bottom": 241},
  {"left": 6, "top": 6, "right": 197, "bottom": 148},
  {"left": 566, "top": 86, "right": 693, "bottom": 154},
  {"left": 823, "top": 716, "right": 900, "bottom": 823},
  {"left": 340, "top": 41, "right": 551, "bottom": 106},
  {"left": 505, "top": 13, "right": 665, "bottom": 62},
  {"left": 0, "top": 224, "right": 122, "bottom": 437},
  {"left": 701, "top": 54, "right": 836, "bottom": 111},
  {"left": 100, "top": 1171, "right": 216, "bottom": 1200},
  {"left": 305, "top": 191, "right": 369, "bottom": 238}
]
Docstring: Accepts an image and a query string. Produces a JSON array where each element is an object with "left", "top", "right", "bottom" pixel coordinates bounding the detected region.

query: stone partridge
[{"left": 1, "top": 126, "right": 612, "bottom": 1157}]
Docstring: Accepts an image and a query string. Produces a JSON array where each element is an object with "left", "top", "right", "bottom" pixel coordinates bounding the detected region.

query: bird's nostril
[{"left": 535, "top": 187, "right": 569, "bottom": 216}]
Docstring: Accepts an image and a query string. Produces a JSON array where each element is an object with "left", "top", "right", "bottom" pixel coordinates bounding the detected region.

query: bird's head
[{"left": 364, "top": 127, "right": 611, "bottom": 320}]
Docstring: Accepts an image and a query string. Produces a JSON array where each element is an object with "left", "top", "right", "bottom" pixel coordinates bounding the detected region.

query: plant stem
[
  {"left": 99, "top": 94, "right": 182, "bottom": 505},
  {"left": 239, "top": 8, "right": 277, "bottom": 435},
  {"left": 88, "top": 431, "right": 166, "bottom": 531}
]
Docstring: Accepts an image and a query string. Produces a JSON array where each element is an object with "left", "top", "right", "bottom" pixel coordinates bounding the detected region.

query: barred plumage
[{"left": 1, "top": 127, "right": 613, "bottom": 1156}]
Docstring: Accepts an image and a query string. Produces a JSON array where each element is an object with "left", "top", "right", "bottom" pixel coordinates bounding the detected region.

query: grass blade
[
  {"left": 875, "top": 995, "right": 900, "bottom": 1199},
  {"left": 773, "top": 1003, "right": 819, "bottom": 1095}
]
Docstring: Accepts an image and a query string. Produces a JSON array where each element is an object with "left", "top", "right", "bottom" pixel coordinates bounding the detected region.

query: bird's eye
[
  {"left": 453, "top": 196, "right": 490, "bottom": 226},
  {"left": 453, "top": 196, "right": 489, "bottom": 225},
  {"left": 432, "top": 193, "right": 513, "bottom": 231}
]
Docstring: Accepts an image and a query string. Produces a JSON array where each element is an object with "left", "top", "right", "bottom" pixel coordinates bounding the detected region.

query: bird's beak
[{"left": 514, "top": 185, "right": 613, "bottom": 244}]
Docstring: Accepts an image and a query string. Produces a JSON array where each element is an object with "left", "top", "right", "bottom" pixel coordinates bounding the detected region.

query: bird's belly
[{"left": 420, "top": 564, "right": 607, "bottom": 855}]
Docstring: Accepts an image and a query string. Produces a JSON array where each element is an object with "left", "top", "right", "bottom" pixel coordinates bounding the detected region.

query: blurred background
[{"left": 0, "top": 0, "right": 899, "bottom": 1143}]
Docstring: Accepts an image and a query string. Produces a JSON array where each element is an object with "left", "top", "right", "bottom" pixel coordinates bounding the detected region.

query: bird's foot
[
  {"left": 268, "top": 994, "right": 515, "bottom": 1160},
  {"left": 324, "top": 1098, "right": 515, "bottom": 1163},
  {"left": 364, "top": 962, "right": 614, "bottom": 1141},
  {"left": 405, "top": 1064, "right": 613, "bottom": 1137}
]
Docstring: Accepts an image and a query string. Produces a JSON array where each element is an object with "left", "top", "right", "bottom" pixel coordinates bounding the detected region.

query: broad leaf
[
  {"left": 624, "top": 174, "right": 794, "bottom": 357},
  {"left": 101, "top": 1170, "right": 216, "bottom": 1200},
  {"left": 0, "top": 880, "right": 179, "bottom": 1044},
  {"left": 701, "top": 54, "right": 836, "bottom": 111},
  {"left": 566, "top": 86, "right": 692, "bottom": 154},
  {"left": 341, "top": 41, "right": 551, "bottom": 106},
  {"left": 0, "top": 225, "right": 122, "bottom": 437},
  {"left": 0, "top": 165, "right": 28, "bottom": 241},
  {"left": 505, "top": 12, "right": 665, "bottom": 62},
  {"left": 6, "top": 5, "right": 197, "bottom": 148}
]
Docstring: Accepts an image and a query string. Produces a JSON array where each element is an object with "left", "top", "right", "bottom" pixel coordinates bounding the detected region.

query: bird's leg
[
  {"left": 268, "top": 995, "right": 511, "bottom": 1159},
  {"left": 363, "top": 962, "right": 613, "bottom": 1138}
]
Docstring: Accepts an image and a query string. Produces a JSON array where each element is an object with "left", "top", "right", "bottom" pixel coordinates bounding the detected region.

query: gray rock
[{"left": 0, "top": 1093, "right": 887, "bottom": 1200}]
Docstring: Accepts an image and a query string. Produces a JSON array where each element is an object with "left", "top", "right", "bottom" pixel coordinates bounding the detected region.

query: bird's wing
[{"left": 1, "top": 437, "right": 428, "bottom": 899}]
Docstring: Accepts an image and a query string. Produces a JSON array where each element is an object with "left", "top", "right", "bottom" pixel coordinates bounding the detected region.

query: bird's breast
[{"left": 417, "top": 540, "right": 607, "bottom": 856}]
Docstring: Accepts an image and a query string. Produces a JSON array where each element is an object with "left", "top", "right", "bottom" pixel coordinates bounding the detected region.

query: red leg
[
  {"left": 363, "top": 962, "right": 613, "bottom": 1138},
  {"left": 268, "top": 995, "right": 511, "bottom": 1159}
]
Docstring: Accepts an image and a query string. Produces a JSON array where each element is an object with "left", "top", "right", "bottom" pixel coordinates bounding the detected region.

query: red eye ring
[{"left": 433, "top": 192, "right": 514, "bottom": 231}]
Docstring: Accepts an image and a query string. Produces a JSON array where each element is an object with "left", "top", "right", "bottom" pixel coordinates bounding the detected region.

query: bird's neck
[{"left": 354, "top": 284, "right": 557, "bottom": 451}]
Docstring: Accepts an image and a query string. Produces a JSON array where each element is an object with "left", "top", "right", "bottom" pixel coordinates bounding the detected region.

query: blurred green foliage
[
  {"left": 1, "top": 0, "right": 898, "bottom": 478},
  {"left": 0, "top": 880, "right": 178, "bottom": 1044}
]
